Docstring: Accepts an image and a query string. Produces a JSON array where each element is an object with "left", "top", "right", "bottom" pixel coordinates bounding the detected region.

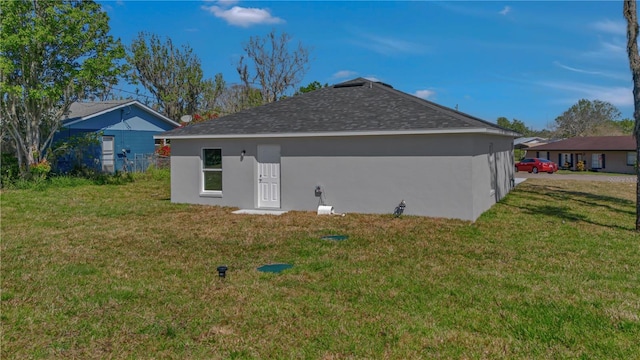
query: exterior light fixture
[
  {"left": 240, "top": 150, "right": 246, "bottom": 161},
  {"left": 217, "top": 265, "right": 228, "bottom": 278}
]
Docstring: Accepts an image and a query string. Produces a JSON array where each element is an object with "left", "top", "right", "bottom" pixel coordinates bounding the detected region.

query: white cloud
[
  {"left": 332, "top": 70, "right": 357, "bottom": 79},
  {"left": 364, "top": 76, "right": 381, "bottom": 82},
  {"left": 368, "top": 35, "right": 424, "bottom": 55},
  {"left": 592, "top": 19, "right": 626, "bottom": 35},
  {"left": 433, "top": 2, "right": 492, "bottom": 18},
  {"left": 583, "top": 39, "right": 625, "bottom": 59},
  {"left": 351, "top": 32, "right": 426, "bottom": 56},
  {"left": 540, "top": 81, "right": 632, "bottom": 107},
  {"left": 216, "top": 0, "right": 238, "bottom": 6},
  {"left": 601, "top": 40, "right": 625, "bottom": 53},
  {"left": 553, "top": 61, "right": 629, "bottom": 81},
  {"left": 499, "top": 6, "right": 511, "bottom": 16},
  {"left": 415, "top": 89, "right": 436, "bottom": 100},
  {"left": 202, "top": 4, "right": 284, "bottom": 27},
  {"left": 553, "top": 61, "right": 603, "bottom": 76}
]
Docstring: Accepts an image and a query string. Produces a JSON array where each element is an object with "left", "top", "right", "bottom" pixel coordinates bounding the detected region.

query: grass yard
[
  {"left": 555, "top": 170, "right": 632, "bottom": 176},
  {"left": 1, "top": 171, "right": 639, "bottom": 359}
]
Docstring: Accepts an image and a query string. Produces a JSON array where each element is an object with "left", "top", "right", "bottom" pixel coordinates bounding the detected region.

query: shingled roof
[
  {"left": 531, "top": 136, "right": 635, "bottom": 151},
  {"left": 63, "top": 100, "right": 179, "bottom": 127},
  {"left": 160, "top": 78, "right": 516, "bottom": 138}
]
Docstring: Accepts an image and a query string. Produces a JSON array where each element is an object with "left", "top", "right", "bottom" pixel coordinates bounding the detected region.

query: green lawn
[
  {"left": 1, "top": 171, "right": 639, "bottom": 359},
  {"left": 555, "top": 170, "right": 633, "bottom": 176}
]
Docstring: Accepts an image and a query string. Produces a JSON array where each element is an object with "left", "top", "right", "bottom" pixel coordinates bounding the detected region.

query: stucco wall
[
  {"left": 471, "top": 135, "right": 515, "bottom": 220},
  {"left": 171, "top": 139, "right": 253, "bottom": 207},
  {"left": 170, "top": 133, "right": 515, "bottom": 221}
]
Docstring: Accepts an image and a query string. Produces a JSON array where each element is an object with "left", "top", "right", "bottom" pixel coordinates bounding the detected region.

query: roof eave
[
  {"left": 533, "top": 147, "right": 634, "bottom": 151},
  {"left": 155, "top": 127, "right": 520, "bottom": 140}
]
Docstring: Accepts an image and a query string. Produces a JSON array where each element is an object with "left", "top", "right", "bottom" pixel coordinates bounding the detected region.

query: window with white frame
[
  {"left": 628, "top": 152, "right": 636, "bottom": 166},
  {"left": 591, "top": 153, "right": 604, "bottom": 169},
  {"left": 202, "top": 148, "right": 222, "bottom": 192}
]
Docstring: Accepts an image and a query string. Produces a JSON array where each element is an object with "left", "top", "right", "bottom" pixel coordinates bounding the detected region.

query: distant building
[
  {"left": 55, "top": 100, "right": 180, "bottom": 173},
  {"left": 526, "top": 136, "right": 636, "bottom": 174}
]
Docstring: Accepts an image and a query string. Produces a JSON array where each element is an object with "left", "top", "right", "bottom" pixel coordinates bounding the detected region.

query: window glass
[
  {"left": 628, "top": 152, "right": 636, "bottom": 166},
  {"left": 204, "top": 171, "right": 222, "bottom": 191},
  {"left": 203, "top": 148, "right": 222, "bottom": 192},
  {"left": 592, "top": 153, "right": 602, "bottom": 168},
  {"left": 204, "top": 149, "right": 222, "bottom": 169}
]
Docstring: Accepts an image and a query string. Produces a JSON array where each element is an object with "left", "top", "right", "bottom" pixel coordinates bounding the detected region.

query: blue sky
[{"left": 100, "top": 1, "right": 631, "bottom": 130}]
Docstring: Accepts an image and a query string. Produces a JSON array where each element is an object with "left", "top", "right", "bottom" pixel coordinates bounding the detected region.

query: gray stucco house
[{"left": 157, "top": 78, "right": 518, "bottom": 221}]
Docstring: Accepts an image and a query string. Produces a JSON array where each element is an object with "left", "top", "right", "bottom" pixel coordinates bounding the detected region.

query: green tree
[
  {"left": 237, "top": 30, "right": 311, "bottom": 104},
  {"left": 623, "top": 0, "right": 640, "bottom": 232},
  {"left": 295, "top": 81, "right": 328, "bottom": 95},
  {"left": 553, "top": 99, "right": 622, "bottom": 138},
  {"left": 128, "top": 32, "right": 225, "bottom": 121},
  {"left": 613, "top": 118, "right": 635, "bottom": 134},
  {"left": 496, "top": 117, "right": 533, "bottom": 136},
  {"left": 0, "top": 0, "right": 126, "bottom": 176}
]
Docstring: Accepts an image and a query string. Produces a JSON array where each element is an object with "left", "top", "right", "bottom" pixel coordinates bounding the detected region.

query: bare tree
[
  {"left": 128, "top": 32, "right": 225, "bottom": 121},
  {"left": 623, "top": 0, "right": 640, "bottom": 231},
  {"left": 216, "top": 84, "right": 263, "bottom": 115},
  {"left": 236, "top": 30, "right": 311, "bottom": 104}
]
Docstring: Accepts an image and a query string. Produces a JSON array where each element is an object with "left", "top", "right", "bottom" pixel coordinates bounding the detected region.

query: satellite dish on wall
[{"left": 180, "top": 115, "right": 192, "bottom": 123}]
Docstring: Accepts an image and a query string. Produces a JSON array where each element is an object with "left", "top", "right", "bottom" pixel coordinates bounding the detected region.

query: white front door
[
  {"left": 102, "top": 136, "right": 115, "bottom": 172},
  {"left": 257, "top": 145, "right": 281, "bottom": 208}
]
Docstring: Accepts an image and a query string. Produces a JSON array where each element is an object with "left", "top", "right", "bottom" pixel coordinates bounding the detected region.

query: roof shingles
[
  {"left": 64, "top": 100, "right": 135, "bottom": 121},
  {"left": 161, "top": 78, "right": 514, "bottom": 137},
  {"left": 531, "top": 136, "right": 635, "bottom": 151}
]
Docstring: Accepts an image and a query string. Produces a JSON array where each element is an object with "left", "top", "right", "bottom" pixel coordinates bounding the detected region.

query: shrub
[
  {"left": 1, "top": 153, "right": 19, "bottom": 188},
  {"left": 30, "top": 159, "right": 51, "bottom": 179},
  {"left": 49, "top": 131, "right": 102, "bottom": 174},
  {"left": 156, "top": 145, "right": 171, "bottom": 157}
]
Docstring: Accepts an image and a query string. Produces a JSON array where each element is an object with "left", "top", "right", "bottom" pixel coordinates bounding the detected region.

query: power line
[{"left": 110, "top": 87, "right": 156, "bottom": 102}]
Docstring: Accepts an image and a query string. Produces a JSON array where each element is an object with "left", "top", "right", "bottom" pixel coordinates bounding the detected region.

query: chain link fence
[{"left": 130, "top": 153, "right": 170, "bottom": 172}]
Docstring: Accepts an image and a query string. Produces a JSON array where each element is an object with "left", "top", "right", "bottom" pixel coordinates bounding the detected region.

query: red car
[{"left": 515, "top": 158, "right": 558, "bottom": 174}]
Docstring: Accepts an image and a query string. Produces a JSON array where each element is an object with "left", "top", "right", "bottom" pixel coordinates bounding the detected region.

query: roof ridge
[
  {"left": 159, "top": 77, "right": 519, "bottom": 138},
  {"left": 74, "top": 99, "right": 135, "bottom": 104}
]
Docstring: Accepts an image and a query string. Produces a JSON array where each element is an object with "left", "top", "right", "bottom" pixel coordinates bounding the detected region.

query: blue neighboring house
[{"left": 54, "top": 100, "right": 180, "bottom": 173}]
